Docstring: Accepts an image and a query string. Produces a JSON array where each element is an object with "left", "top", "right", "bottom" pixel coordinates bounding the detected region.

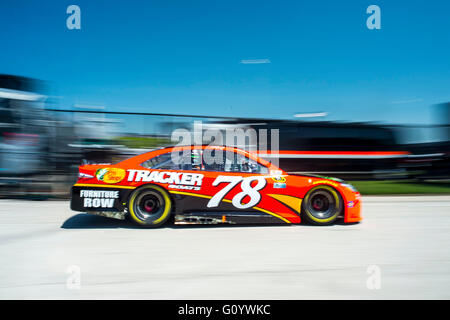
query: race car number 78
[{"left": 207, "top": 176, "right": 267, "bottom": 209}]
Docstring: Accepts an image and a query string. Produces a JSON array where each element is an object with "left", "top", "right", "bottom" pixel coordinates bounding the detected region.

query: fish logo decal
[{"left": 95, "top": 168, "right": 126, "bottom": 184}]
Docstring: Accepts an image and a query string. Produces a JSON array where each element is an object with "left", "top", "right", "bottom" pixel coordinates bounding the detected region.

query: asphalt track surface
[{"left": 0, "top": 196, "right": 450, "bottom": 299}]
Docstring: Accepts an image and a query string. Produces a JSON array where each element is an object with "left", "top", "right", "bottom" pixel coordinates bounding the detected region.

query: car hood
[{"left": 287, "top": 172, "right": 344, "bottom": 183}]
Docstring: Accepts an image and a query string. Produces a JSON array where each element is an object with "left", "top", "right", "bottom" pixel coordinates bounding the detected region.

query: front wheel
[
  {"left": 302, "top": 185, "right": 342, "bottom": 225},
  {"left": 128, "top": 185, "right": 172, "bottom": 228}
]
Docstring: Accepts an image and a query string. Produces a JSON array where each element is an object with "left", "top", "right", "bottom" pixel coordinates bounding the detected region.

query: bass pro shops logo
[{"left": 95, "top": 168, "right": 126, "bottom": 184}]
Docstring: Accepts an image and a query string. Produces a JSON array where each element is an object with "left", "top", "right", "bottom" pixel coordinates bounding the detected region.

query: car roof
[{"left": 119, "top": 145, "right": 280, "bottom": 171}]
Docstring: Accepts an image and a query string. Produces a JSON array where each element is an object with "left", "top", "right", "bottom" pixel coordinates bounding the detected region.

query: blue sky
[{"left": 1, "top": 0, "right": 449, "bottom": 125}]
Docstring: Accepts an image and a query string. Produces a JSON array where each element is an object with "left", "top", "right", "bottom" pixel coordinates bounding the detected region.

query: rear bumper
[{"left": 70, "top": 185, "right": 132, "bottom": 213}]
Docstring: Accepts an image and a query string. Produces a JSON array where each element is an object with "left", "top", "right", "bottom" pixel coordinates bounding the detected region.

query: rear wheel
[
  {"left": 128, "top": 185, "right": 172, "bottom": 228},
  {"left": 302, "top": 185, "right": 342, "bottom": 225}
]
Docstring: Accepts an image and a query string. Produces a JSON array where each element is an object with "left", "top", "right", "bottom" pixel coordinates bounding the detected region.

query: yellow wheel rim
[
  {"left": 303, "top": 185, "right": 340, "bottom": 223},
  {"left": 128, "top": 185, "right": 172, "bottom": 225}
]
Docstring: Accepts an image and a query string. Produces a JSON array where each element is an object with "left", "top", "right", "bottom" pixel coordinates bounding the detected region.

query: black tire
[
  {"left": 128, "top": 185, "right": 172, "bottom": 228},
  {"left": 302, "top": 185, "right": 343, "bottom": 225}
]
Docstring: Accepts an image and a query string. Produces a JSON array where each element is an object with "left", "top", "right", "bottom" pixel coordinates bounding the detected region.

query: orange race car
[{"left": 70, "top": 145, "right": 362, "bottom": 227}]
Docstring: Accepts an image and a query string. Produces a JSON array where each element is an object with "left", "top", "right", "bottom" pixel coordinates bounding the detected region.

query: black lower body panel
[
  {"left": 70, "top": 186, "right": 132, "bottom": 213},
  {"left": 174, "top": 211, "right": 288, "bottom": 225}
]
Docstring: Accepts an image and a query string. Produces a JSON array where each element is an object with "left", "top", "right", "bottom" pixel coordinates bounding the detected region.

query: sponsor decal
[
  {"left": 80, "top": 189, "right": 119, "bottom": 208},
  {"left": 95, "top": 168, "right": 126, "bottom": 184},
  {"left": 127, "top": 170, "right": 203, "bottom": 186},
  {"left": 273, "top": 182, "right": 286, "bottom": 188},
  {"left": 168, "top": 185, "right": 201, "bottom": 191},
  {"left": 270, "top": 170, "right": 283, "bottom": 176},
  {"left": 78, "top": 172, "right": 94, "bottom": 179},
  {"left": 347, "top": 199, "right": 359, "bottom": 208},
  {"left": 271, "top": 176, "right": 286, "bottom": 183}
]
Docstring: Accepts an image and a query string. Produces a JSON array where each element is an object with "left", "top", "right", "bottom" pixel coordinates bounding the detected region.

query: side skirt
[
  {"left": 88, "top": 211, "right": 126, "bottom": 220},
  {"left": 174, "top": 211, "right": 288, "bottom": 225}
]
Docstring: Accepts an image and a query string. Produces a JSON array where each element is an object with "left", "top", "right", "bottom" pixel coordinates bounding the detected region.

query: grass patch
[
  {"left": 116, "top": 136, "right": 170, "bottom": 149},
  {"left": 348, "top": 180, "right": 450, "bottom": 195}
]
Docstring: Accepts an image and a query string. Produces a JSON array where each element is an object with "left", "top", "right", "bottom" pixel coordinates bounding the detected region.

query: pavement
[{"left": 0, "top": 196, "right": 450, "bottom": 299}]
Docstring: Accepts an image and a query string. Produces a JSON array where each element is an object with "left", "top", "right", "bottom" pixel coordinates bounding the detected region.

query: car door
[{"left": 200, "top": 148, "right": 272, "bottom": 212}]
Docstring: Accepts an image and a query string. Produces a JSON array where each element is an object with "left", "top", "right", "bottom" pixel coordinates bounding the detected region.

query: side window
[
  {"left": 224, "top": 151, "right": 268, "bottom": 174},
  {"left": 141, "top": 153, "right": 174, "bottom": 169},
  {"left": 141, "top": 151, "right": 199, "bottom": 170},
  {"left": 142, "top": 150, "right": 268, "bottom": 174},
  {"left": 203, "top": 150, "right": 268, "bottom": 174}
]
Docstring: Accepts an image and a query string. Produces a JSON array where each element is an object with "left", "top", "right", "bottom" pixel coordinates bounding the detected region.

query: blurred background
[
  {"left": 1, "top": 73, "right": 449, "bottom": 198},
  {"left": 1, "top": 1, "right": 449, "bottom": 198}
]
